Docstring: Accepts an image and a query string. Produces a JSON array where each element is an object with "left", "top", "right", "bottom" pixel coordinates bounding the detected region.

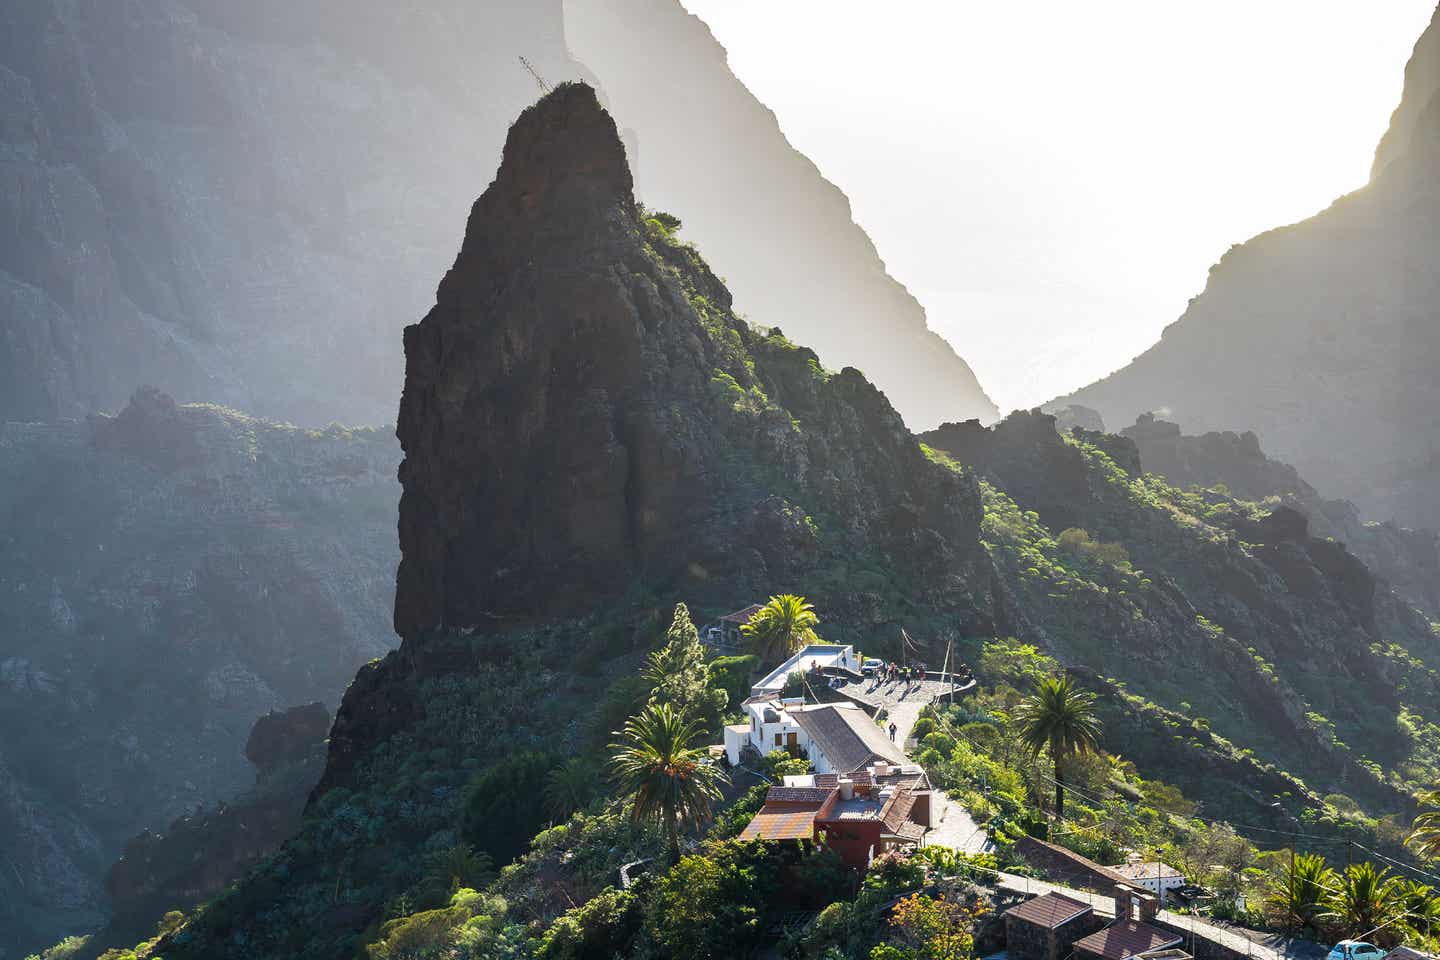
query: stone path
[
  {"left": 830, "top": 676, "right": 966, "bottom": 744},
  {"left": 925, "top": 790, "right": 993, "bottom": 853}
]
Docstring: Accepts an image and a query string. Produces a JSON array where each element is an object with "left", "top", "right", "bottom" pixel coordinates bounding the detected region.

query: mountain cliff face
[
  {"left": 391, "top": 83, "right": 989, "bottom": 646},
  {"left": 1120, "top": 414, "right": 1440, "bottom": 616},
  {"left": 0, "top": 0, "right": 993, "bottom": 431},
  {"left": 563, "top": 0, "right": 998, "bottom": 429},
  {"left": 1054, "top": 5, "right": 1440, "bottom": 528},
  {"left": 0, "top": 390, "right": 397, "bottom": 954}
]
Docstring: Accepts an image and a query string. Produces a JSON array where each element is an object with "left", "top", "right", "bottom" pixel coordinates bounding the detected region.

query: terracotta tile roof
[
  {"left": 1114, "top": 862, "right": 1184, "bottom": 881},
  {"left": 814, "top": 774, "right": 840, "bottom": 788},
  {"left": 1074, "top": 922, "right": 1182, "bottom": 960},
  {"left": 738, "top": 801, "right": 822, "bottom": 841},
  {"left": 882, "top": 788, "right": 918, "bottom": 833},
  {"left": 790, "top": 704, "right": 906, "bottom": 773},
  {"left": 765, "top": 786, "right": 834, "bottom": 804},
  {"left": 1003, "top": 892, "right": 1094, "bottom": 930},
  {"left": 719, "top": 603, "right": 765, "bottom": 624},
  {"left": 888, "top": 821, "right": 926, "bottom": 842}
]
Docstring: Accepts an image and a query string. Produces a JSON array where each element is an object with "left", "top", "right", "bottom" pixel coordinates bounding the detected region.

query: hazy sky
[{"left": 678, "top": 1, "right": 1435, "bottom": 413}]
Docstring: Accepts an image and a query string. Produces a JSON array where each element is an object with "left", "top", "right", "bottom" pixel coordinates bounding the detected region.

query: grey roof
[{"left": 791, "top": 704, "right": 907, "bottom": 773}]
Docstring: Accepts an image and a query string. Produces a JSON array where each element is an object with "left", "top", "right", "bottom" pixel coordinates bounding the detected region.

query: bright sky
[{"left": 678, "top": 1, "right": 1435, "bottom": 413}]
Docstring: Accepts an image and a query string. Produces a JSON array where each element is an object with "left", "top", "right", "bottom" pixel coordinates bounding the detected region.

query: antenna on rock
[{"left": 519, "top": 56, "right": 551, "bottom": 94}]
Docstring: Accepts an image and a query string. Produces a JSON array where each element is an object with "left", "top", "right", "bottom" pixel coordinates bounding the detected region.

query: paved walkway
[
  {"left": 831, "top": 676, "right": 968, "bottom": 744},
  {"left": 925, "top": 790, "right": 993, "bottom": 853}
]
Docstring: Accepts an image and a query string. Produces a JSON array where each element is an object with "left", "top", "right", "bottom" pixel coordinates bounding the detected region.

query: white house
[
  {"left": 1114, "top": 861, "right": 1186, "bottom": 904},
  {"left": 722, "top": 643, "right": 904, "bottom": 773}
]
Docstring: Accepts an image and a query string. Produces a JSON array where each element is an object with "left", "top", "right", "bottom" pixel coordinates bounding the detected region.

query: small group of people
[{"left": 881, "top": 661, "right": 926, "bottom": 686}]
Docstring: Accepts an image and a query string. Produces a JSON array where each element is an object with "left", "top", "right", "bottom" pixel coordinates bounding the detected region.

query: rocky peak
[{"left": 394, "top": 83, "right": 986, "bottom": 642}]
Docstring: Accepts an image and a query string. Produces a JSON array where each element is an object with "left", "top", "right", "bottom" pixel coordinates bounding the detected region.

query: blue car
[{"left": 1327, "top": 942, "right": 1385, "bottom": 960}]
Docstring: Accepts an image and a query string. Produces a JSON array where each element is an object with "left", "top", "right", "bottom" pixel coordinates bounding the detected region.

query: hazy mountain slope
[
  {"left": 564, "top": 0, "right": 998, "bottom": 430},
  {"left": 0, "top": 0, "right": 575, "bottom": 426},
  {"left": 1054, "top": 6, "right": 1440, "bottom": 528},
  {"left": 1374, "top": 4, "right": 1440, "bottom": 177},
  {"left": 0, "top": 0, "right": 994, "bottom": 431},
  {"left": 0, "top": 390, "right": 397, "bottom": 955}
]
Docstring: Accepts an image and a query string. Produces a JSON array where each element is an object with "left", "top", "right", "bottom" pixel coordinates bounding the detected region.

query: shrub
[
  {"left": 645, "top": 841, "right": 781, "bottom": 960},
  {"left": 534, "top": 887, "right": 641, "bottom": 960},
  {"left": 462, "top": 750, "right": 559, "bottom": 864}
]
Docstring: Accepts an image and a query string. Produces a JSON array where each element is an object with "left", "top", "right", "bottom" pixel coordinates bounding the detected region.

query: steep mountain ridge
[
  {"left": 922, "top": 413, "right": 1440, "bottom": 814},
  {"left": 1054, "top": 4, "right": 1440, "bottom": 528}
]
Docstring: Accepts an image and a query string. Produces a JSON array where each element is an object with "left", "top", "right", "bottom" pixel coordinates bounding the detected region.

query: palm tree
[
  {"left": 610, "top": 702, "right": 728, "bottom": 866},
  {"left": 544, "top": 756, "right": 597, "bottom": 821},
  {"left": 1396, "top": 880, "right": 1439, "bottom": 940},
  {"left": 1323, "top": 862, "right": 1403, "bottom": 938},
  {"left": 1015, "top": 675, "right": 1102, "bottom": 820},
  {"left": 741, "top": 594, "right": 819, "bottom": 664},
  {"left": 1409, "top": 790, "right": 1440, "bottom": 861},
  {"left": 1266, "top": 853, "right": 1336, "bottom": 934}
]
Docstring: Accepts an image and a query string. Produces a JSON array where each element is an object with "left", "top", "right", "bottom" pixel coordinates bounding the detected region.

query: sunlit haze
[{"left": 679, "top": 1, "right": 1435, "bottom": 413}]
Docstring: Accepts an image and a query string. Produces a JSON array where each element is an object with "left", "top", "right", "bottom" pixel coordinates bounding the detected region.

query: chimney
[{"left": 838, "top": 779, "right": 855, "bottom": 800}]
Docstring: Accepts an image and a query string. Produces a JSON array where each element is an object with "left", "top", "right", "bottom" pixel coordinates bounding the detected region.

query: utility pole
[{"left": 518, "top": 55, "right": 550, "bottom": 94}]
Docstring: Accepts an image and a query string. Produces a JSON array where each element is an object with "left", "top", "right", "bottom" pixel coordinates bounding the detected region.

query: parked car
[
  {"left": 861, "top": 658, "right": 885, "bottom": 676},
  {"left": 1327, "top": 942, "right": 1386, "bottom": 960}
]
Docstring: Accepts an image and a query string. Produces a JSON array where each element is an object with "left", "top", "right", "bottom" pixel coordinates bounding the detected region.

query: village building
[
  {"left": 722, "top": 643, "right": 876, "bottom": 769},
  {"left": 1113, "top": 861, "right": 1186, "bottom": 905},
  {"left": 738, "top": 765, "right": 933, "bottom": 868},
  {"left": 702, "top": 603, "right": 767, "bottom": 649},
  {"left": 1072, "top": 921, "right": 1184, "bottom": 960},
  {"left": 1002, "top": 892, "right": 1103, "bottom": 960}
]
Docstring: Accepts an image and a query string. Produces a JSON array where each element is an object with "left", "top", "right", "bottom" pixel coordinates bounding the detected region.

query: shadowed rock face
[
  {"left": 393, "top": 83, "right": 989, "bottom": 642},
  {"left": 1054, "top": 5, "right": 1440, "bottom": 529}
]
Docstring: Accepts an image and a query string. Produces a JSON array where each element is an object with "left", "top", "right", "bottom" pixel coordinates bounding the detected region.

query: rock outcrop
[
  {"left": 393, "top": 82, "right": 989, "bottom": 642},
  {"left": 1053, "top": 5, "right": 1440, "bottom": 529},
  {"left": 564, "top": 0, "right": 998, "bottom": 429},
  {"left": 1120, "top": 413, "right": 1440, "bottom": 617},
  {"left": 0, "top": 393, "right": 397, "bottom": 954}
]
